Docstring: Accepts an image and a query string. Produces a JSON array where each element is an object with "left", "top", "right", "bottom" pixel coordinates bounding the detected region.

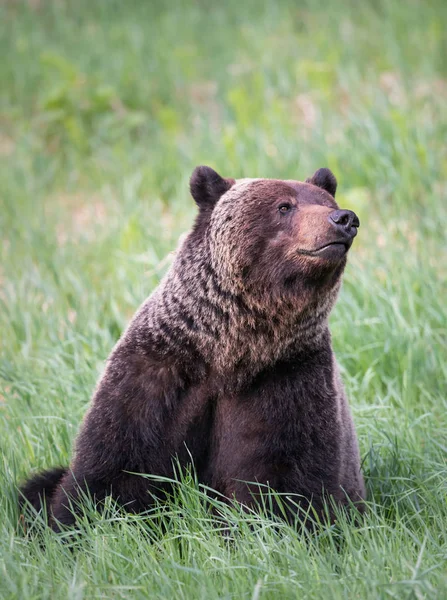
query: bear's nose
[{"left": 328, "top": 209, "right": 359, "bottom": 237}]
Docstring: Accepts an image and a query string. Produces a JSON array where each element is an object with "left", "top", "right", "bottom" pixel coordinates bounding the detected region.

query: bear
[{"left": 19, "top": 166, "right": 365, "bottom": 530}]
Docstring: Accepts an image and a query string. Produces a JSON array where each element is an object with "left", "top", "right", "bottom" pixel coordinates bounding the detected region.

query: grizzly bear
[{"left": 20, "top": 166, "right": 365, "bottom": 530}]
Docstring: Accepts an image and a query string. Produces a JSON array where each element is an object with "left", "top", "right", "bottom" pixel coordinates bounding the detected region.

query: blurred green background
[{"left": 1, "top": 1, "right": 446, "bottom": 598}]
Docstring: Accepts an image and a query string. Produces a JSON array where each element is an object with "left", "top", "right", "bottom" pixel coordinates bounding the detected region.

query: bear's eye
[{"left": 278, "top": 203, "right": 292, "bottom": 214}]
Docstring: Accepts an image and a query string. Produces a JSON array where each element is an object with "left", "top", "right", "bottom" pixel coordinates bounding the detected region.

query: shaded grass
[{"left": 1, "top": 0, "right": 446, "bottom": 598}]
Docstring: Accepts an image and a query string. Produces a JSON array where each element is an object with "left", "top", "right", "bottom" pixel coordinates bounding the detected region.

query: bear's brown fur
[{"left": 20, "top": 166, "right": 365, "bottom": 529}]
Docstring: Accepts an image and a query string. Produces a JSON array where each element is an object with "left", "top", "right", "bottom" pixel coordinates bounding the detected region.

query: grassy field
[{"left": 1, "top": 0, "right": 446, "bottom": 598}]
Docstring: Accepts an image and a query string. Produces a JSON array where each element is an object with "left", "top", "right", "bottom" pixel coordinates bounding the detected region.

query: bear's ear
[
  {"left": 190, "top": 166, "right": 234, "bottom": 210},
  {"left": 306, "top": 168, "right": 337, "bottom": 197}
]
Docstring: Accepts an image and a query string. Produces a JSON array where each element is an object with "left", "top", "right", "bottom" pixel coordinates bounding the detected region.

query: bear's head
[{"left": 188, "top": 165, "right": 359, "bottom": 318}]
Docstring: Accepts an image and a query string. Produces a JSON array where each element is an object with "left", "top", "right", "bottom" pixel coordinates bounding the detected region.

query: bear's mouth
[{"left": 297, "top": 240, "right": 352, "bottom": 257}]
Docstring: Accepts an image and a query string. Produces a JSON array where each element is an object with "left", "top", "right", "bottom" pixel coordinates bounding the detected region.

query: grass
[{"left": 1, "top": 0, "right": 446, "bottom": 597}]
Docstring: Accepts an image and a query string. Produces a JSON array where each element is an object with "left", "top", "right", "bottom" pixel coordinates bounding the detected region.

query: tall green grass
[{"left": 1, "top": 0, "right": 446, "bottom": 597}]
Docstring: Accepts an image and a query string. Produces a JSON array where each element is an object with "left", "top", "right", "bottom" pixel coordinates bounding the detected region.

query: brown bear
[{"left": 20, "top": 166, "right": 365, "bottom": 530}]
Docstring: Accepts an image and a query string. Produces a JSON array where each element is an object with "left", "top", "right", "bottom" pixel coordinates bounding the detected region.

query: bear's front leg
[{"left": 210, "top": 356, "right": 363, "bottom": 524}]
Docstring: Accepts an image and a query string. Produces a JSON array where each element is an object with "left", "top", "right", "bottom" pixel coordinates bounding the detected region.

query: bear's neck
[{"left": 132, "top": 254, "right": 336, "bottom": 377}]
